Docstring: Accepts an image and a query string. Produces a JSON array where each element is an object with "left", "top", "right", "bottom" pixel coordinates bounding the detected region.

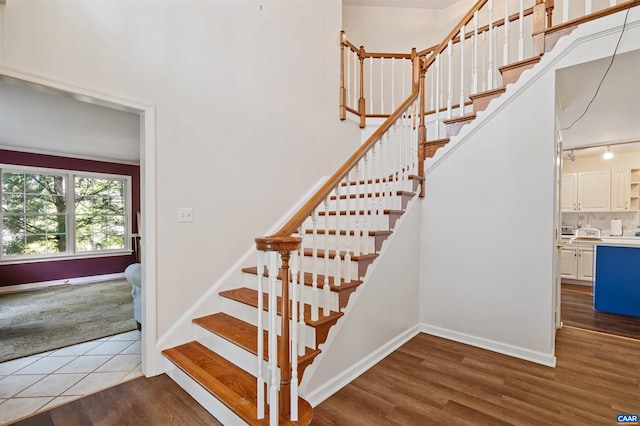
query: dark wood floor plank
[
  {"left": 11, "top": 375, "right": 221, "bottom": 426},
  {"left": 312, "top": 328, "right": 640, "bottom": 425}
]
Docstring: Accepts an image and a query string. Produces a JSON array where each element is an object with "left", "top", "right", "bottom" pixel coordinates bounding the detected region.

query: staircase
[{"left": 161, "top": 0, "right": 638, "bottom": 424}]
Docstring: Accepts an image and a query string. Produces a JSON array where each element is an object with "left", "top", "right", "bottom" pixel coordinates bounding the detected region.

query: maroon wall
[{"left": 0, "top": 149, "right": 140, "bottom": 287}]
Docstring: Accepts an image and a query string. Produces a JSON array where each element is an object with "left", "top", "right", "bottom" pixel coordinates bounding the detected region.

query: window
[{"left": 1, "top": 166, "right": 131, "bottom": 261}]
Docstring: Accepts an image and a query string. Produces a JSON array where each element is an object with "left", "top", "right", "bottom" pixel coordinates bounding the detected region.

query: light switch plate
[{"left": 178, "top": 208, "right": 193, "bottom": 223}]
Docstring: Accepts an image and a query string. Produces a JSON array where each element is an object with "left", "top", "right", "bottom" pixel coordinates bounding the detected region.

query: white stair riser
[
  {"left": 219, "top": 296, "right": 317, "bottom": 349},
  {"left": 300, "top": 255, "right": 361, "bottom": 281},
  {"left": 166, "top": 367, "right": 247, "bottom": 426},
  {"left": 241, "top": 274, "right": 340, "bottom": 312},
  {"left": 313, "top": 214, "right": 391, "bottom": 231},
  {"left": 301, "top": 233, "right": 376, "bottom": 252},
  {"left": 195, "top": 325, "right": 267, "bottom": 379}
]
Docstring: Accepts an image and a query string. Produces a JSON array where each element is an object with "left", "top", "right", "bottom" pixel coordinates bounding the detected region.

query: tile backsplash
[{"left": 562, "top": 211, "right": 640, "bottom": 236}]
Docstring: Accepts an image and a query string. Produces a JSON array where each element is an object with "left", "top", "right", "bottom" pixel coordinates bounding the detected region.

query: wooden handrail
[
  {"left": 256, "top": 87, "right": 419, "bottom": 246},
  {"left": 532, "top": 0, "right": 639, "bottom": 37}
]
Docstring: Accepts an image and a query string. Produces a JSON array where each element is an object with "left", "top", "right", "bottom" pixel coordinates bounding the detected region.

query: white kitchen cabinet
[
  {"left": 562, "top": 171, "right": 610, "bottom": 212},
  {"left": 611, "top": 169, "right": 630, "bottom": 211},
  {"left": 560, "top": 244, "right": 594, "bottom": 282}
]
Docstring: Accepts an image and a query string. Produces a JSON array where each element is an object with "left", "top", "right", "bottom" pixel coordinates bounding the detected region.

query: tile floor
[{"left": 0, "top": 330, "right": 142, "bottom": 425}]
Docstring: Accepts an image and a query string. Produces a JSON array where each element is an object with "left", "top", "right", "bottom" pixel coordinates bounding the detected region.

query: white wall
[
  {"left": 419, "top": 7, "right": 640, "bottom": 365},
  {"left": 1, "top": 0, "right": 359, "bottom": 362},
  {"left": 301, "top": 197, "right": 421, "bottom": 405}
]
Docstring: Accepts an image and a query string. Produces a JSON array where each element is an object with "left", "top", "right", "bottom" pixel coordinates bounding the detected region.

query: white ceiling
[
  {"left": 557, "top": 48, "right": 640, "bottom": 155},
  {"left": 343, "top": 0, "right": 463, "bottom": 9}
]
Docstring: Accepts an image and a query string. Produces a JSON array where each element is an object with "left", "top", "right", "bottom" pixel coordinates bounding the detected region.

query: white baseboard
[
  {"left": 304, "top": 324, "right": 420, "bottom": 407},
  {"left": 419, "top": 323, "right": 557, "bottom": 367},
  {"left": 0, "top": 272, "right": 126, "bottom": 294}
]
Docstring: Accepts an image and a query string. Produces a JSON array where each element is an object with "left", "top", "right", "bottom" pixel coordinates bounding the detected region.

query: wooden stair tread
[
  {"left": 162, "top": 341, "right": 312, "bottom": 426},
  {"left": 422, "top": 138, "right": 450, "bottom": 147},
  {"left": 330, "top": 190, "right": 415, "bottom": 200},
  {"left": 443, "top": 113, "right": 476, "bottom": 125},
  {"left": 242, "top": 266, "right": 363, "bottom": 291},
  {"left": 193, "top": 313, "right": 321, "bottom": 366},
  {"left": 219, "top": 287, "right": 344, "bottom": 327},
  {"left": 499, "top": 55, "right": 541, "bottom": 73},
  {"left": 301, "top": 247, "right": 378, "bottom": 261},
  {"left": 318, "top": 209, "right": 403, "bottom": 216},
  {"left": 341, "top": 174, "right": 423, "bottom": 186},
  {"left": 469, "top": 86, "right": 506, "bottom": 100}
]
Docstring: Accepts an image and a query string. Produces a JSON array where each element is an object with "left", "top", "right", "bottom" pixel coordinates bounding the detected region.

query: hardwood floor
[
  {"left": 561, "top": 284, "right": 640, "bottom": 340},
  {"left": 311, "top": 328, "right": 640, "bottom": 425},
  {"left": 9, "top": 375, "right": 222, "bottom": 426},
  {"left": 11, "top": 327, "right": 640, "bottom": 425}
]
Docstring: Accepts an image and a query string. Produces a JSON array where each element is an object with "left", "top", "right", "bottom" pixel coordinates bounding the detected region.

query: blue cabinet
[{"left": 594, "top": 245, "right": 640, "bottom": 317}]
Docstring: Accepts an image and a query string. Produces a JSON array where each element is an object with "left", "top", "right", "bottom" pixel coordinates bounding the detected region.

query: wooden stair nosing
[
  {"left": 340, "top": 174, "right": 423, "bottom": 187},
  {"left": 468, "top": 86, "right": 506, "bottom": 101},
  {"left": 442, "top": 113, "right": 476, "bottom": 125},
  {"left": 193, "top": 313, "right": 321, "bottom": 368},
  {"left": 303, "top": 229, "right": 393, "bottom": 238},
  {"left": 317, "top": 209, "right": 404, "bottom": 216},
  {"left": 162, "top": 341, "right": 313, "bottom": 426},
  {"left": 498, "top": 55, "right": 542, "bottom": 74},
  {"left": 421, "top": 138, "right": 450, "bottom": 148},
  {"left": 219, "top": 287, "right": 344, "bottom": 328},
  {"left": 330, "top": 190, "right": 415, "bottom": 200},
  {"left": 242, "top": 266, "right": 363, "bottom": 292}
]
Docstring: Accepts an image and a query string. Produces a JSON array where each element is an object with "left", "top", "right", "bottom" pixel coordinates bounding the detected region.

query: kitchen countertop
[{"left": 567, "top": 236, "right": 640, "bottom": 247}]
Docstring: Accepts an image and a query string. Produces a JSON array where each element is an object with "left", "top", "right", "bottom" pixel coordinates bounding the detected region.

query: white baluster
[
  {"left": 371, "top": 144, "right": 378, "bottom": 231},
  {"left": 346, "top": 49, "right": 351, "bottom": 109},
  {"left": 503, "top": 0, "right": 509, "bottom": 67},
  {"left": 369, "top": 58, "right": 373, "bottom": 116},
  {"left": 323, "top": 198, "right": 330, "bottom": 317},
  {"left": 488, "top": 0, "right": 494, "bottom": 91},
  {"left": 353, "top": 50, "right": 357, "bottom": 108},
  {"left": 473, "top": 10, "right": 479, "bottom": 94},
  {"left": 268, "top": 252, "right": 279, "bottom": 426},
  {"left": 354, "top": 164, "right": 361, "bottom": 257},
  {"left": 290, "top": 249, "right": 299, "bottom": 421},
  {"left": 402, "top": 58, "right": 407, "bottom": 103},
  {"left": 430, "top": 67, "right": 435, "bottom": 111},
  {"left": 585, "top": 0, "right": 592, "bottom": 15},
  {"left": 562, "top": 0, "right": 569, "bottom": 23},
  {"left": 482, "top": 30, "right": 487, "bottom": 92},
  {"left": 334, "top": 186, "right": 342, "bottom": 289},
  {"left": 380, "top": 57, "right": 384, "bottom": 114},
  {"left": 459, "top": 25, "right": 465, "bottom": 117},
  {"left": 447, "top": 39, "right": 453, "bottom": 119},
  {"left": 519, "top": 0, "right": 524, "bottom": 61},
  {"left": 297, "top": 227, "right": 306, "bottom": 357},
  {"left": 361, "top": 154, "right": 369, "bottom": 256},
  {"left": 256, "top": 251, "right": 265, "bottom": 420},
  {"left": 391, "top": 57, "right": 396, "bottom": 112},
  {"left": 493, "top": 19, "right": 499, "bottom": 88},
  {"left": 311, "top": 211, "right": 319, "bottom": 321},
  {"left": 435, "top": 53, "right": 441, "bottom": 138},
  {"left": 344, "top": 175, "right": 352, "bottom": 284}
]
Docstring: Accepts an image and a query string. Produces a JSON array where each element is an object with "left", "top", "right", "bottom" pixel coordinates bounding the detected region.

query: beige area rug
[{"left": 0, "top": 279, "right": 136, "bottom": 363}]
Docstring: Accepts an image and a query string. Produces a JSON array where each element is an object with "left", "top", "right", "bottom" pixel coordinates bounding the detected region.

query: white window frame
[{"left": 0, "top": 164, "right": 132, "bottom": 264}]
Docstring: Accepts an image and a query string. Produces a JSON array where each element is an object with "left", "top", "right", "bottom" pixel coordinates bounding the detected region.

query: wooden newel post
[
  {"left": 254, "top": 235, "right": 301, "bottom": 420},
  {"left": 532, "top": 0, "right": 547, "bottom": 56},
  {"left": 339, "top": 31, "right": 347, "bottom": 121},
  {"left": 411, "top": 48, "right": 419, "bottom": 89},
  {"left": 418, "top": 68, "right": 427, "bottom": 198},
  {"left": 278, "top": 249, "right": 292, "bottom": 416},
  {"left": 358, "top": 46, "right": 366, "bottom": 128}
]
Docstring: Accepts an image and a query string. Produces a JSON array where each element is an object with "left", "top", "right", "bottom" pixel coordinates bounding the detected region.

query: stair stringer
[
  {"left": 154, "top": 176, "right": 329, "bottom": 369},
  {"left": 298, "top": 195, "right": 421, "bottom": 406}
]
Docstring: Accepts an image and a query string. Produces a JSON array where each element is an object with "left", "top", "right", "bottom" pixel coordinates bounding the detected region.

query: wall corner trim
[{"left": 420, "top": 323, "right": 557, "bottom": 368}]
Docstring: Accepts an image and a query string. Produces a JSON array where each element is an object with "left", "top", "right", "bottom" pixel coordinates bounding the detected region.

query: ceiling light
[{"left": 603, "top": 146, "right": 614, "bottom": 160}]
